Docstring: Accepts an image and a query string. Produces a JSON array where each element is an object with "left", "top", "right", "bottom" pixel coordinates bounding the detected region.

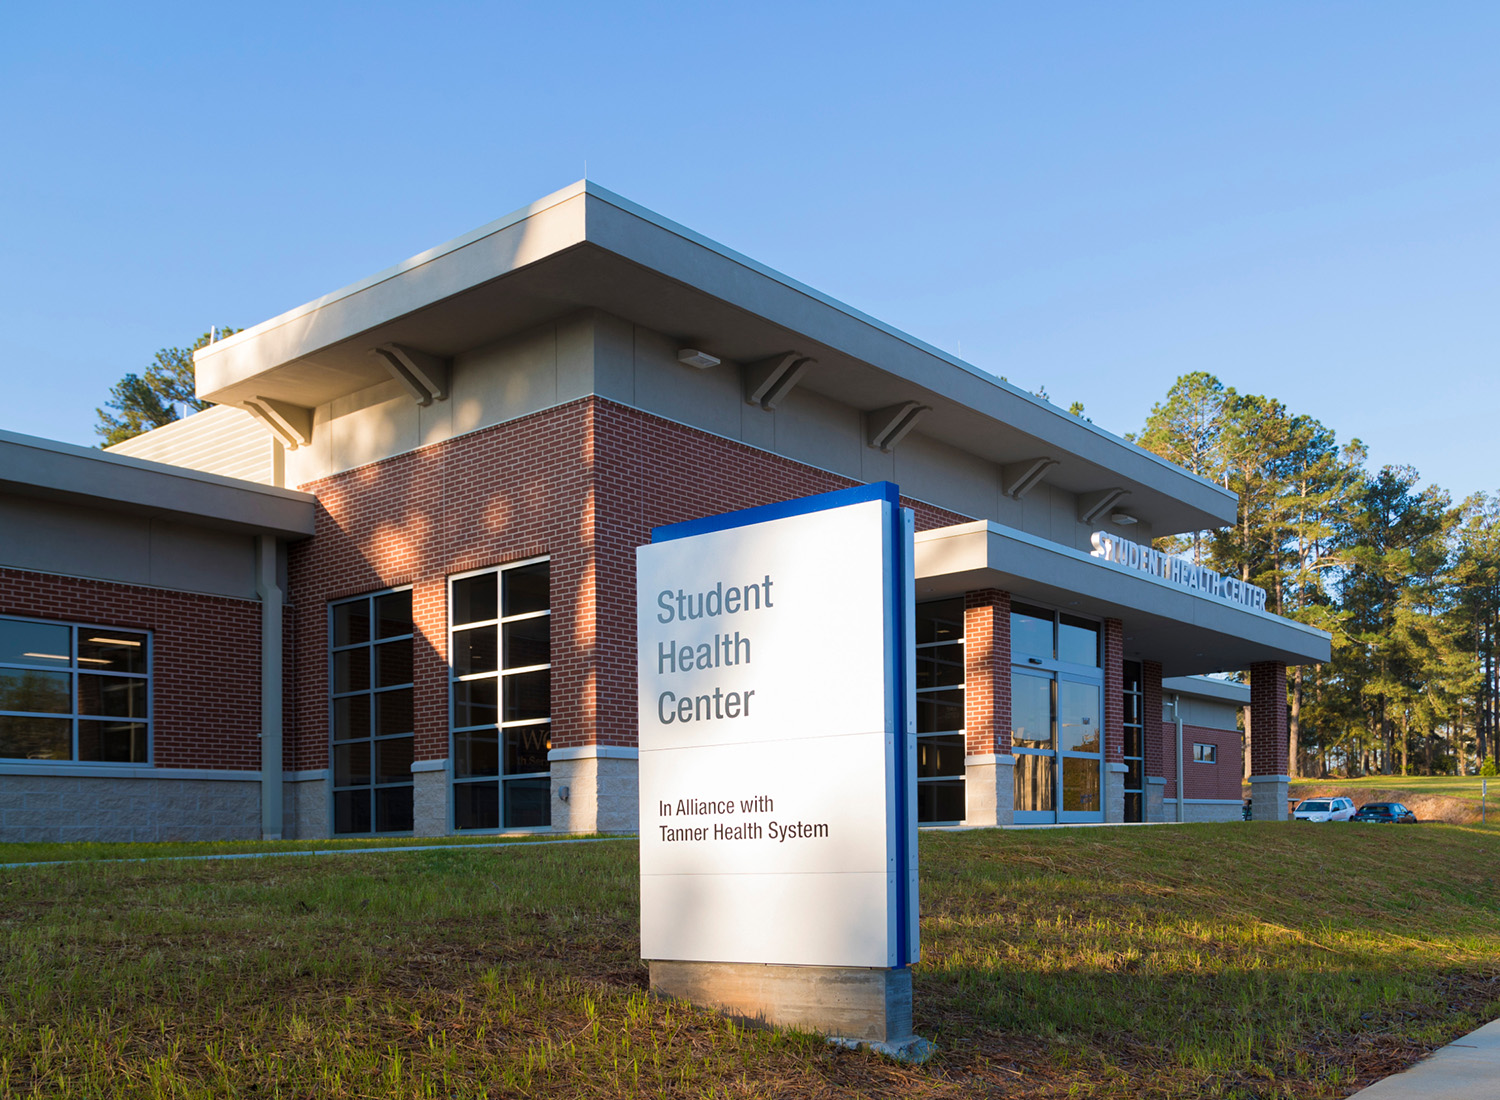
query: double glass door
[
  {"left": 1010, "top": 602, "right": 1104, "bottom": 824},
  {"left": 1012, "top": 671, "right": 1103, "bottom": 822}
]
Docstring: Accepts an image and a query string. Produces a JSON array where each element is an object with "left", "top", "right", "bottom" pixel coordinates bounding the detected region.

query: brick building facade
[{"left": 1, "top": 182, "right": 1328, "bottom": 841}]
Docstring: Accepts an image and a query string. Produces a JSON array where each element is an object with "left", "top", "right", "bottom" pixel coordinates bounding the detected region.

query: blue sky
[{"left": 3, "top": 2, "right": 1496, "bottom": 501}]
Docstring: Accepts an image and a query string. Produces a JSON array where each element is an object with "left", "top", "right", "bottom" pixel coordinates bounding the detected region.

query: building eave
[
  {"left": 914, "top": 521, "right": 1331, "bottom": 677},
  {"left": 195, "top": 182, "right": 1238, "bottom": 538}
]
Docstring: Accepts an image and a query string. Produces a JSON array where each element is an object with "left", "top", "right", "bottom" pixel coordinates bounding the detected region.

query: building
[{"left": 0, "top": 182, "right": 1329, "bottom": 843}]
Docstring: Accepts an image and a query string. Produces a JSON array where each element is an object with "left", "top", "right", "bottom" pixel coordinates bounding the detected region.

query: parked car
[
  {"left": 1352, "top": 802, "right": 1418, "bottom": 824},
  {"left": 1292, "top": 796, "right": 1356, "bottom": 822}
]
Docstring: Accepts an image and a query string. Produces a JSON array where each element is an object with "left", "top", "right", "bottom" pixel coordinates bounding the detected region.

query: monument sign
[{"left": 636, "top": 482, "right": 921, "bottom": 1045}]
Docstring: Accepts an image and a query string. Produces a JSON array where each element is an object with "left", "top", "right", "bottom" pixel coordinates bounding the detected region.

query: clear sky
[{"left": 3, "top": 2, "right": 1496, "bottom": 501}]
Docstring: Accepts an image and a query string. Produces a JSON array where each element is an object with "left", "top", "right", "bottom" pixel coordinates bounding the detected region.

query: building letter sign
[
  {"left": 1089, "top": 531, "right": 1267, "bottom": 611},
  {"left": 636, "top": 482, "right": 919, "bottom": 968}
]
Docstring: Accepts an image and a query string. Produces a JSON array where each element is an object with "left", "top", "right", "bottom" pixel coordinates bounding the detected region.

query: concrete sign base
[{"left": 649, "top": 960, "right": 921, "bottom": 1048}]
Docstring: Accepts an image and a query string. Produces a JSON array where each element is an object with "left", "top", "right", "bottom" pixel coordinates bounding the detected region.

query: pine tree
[{"left": 95, "top": 328, "right": 238, "bottom": 446}]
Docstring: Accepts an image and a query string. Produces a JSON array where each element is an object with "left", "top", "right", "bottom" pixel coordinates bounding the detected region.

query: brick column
[
  {"left": 1141, "top": 661, "right": 1166, "bottom": 821},
  {"left": 1249, "top": 661, "right": 1289, "bottom": 821},
  {"left": 963, "top": 589, "right": 1012, "bottom": 826},
  {"left": 1103, "top": 619, "right": 1126, "bottom": 822}
]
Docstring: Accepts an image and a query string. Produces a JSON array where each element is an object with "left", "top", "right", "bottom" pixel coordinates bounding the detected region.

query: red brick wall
[
  {"left": 1142, "top": 660, "right": 1167, "bottom": 795},
  {"left": 1250, "top": 661, "right": 1288, "bottom": 777},
  {"left": 1103, "top": 619, "right": 1124, "bottom": 764},
  {"left": 588, "top": 402, "right": 968, "bottom": 751},
  {"left": 286, "top": 401, "right": 595, "bottom": 770},
  {"left": 286, "top": 396, "right": 973, "bottom": 770},
  {"left": 1177, "top": 723, "right": 1243, "bottom": 800},
  {"left": 963, "top": 589, "right": 1011, "bottom": 757},
  {"left": 0, "top": 568, "right": 262, "bottom": 770}
]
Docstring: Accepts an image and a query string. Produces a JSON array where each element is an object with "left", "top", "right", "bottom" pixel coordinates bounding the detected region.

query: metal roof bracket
[
  {"left": 743, "top": 352, "right": 815, "bottom": 410},
  {"left": 1078, "top": 487, "right": 1130, "bottom": 524},
  {"left": 1000, "top": 457, "right": 1057, "bottom": 499},
  {"left": 866, "top": 401, "right": 930, "bottom": 453},
  {"left": 243, "top": 397, "right": 313, "bottom": 450},
  {"left": 373, "top": 343, "right": 450, "bottom": 406}
]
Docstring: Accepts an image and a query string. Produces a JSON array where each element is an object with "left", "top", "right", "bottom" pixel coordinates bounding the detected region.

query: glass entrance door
[
  {"left": 1012, "top": 669, "right": 1055, "bottom": 821},
  {"left": 1057, "top": 678, "right": 1102, "bottom": 822},
  {"left": 1009, "top": 600, "right": 1105, "bottom": 825},
  {"left": 1012, "top": 672, "right": 1103, "bottom": 823}
]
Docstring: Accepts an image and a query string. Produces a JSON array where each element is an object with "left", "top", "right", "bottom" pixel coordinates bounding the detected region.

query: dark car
[{"left": 1352, "top": 802, "right": 1418, "bottom": 824}]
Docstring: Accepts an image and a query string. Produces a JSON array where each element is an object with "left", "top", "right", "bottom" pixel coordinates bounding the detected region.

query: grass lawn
[
  {"left": 1288, "top": 775, "right": 1494, "bottom": 803},
  {"left": 0, "top": 833, "right": 597, "bottom": 867},
  {"left": 2, "top": 824, "right": 1498, "bottom": 1098}
]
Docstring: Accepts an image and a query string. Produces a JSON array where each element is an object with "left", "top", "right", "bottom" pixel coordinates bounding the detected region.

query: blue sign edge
[
  {"left": 649, "top": 481, "right": 901, "bottom": 542},
  {"left": 649, "top": 480, "right": 915, "bottom": 968},
  {"left": 887, "top": 499, "right": 913, "bottom": 968}
]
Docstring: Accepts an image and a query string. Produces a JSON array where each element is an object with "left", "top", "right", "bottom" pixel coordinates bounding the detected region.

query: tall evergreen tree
[
  {"left": 1450, "top": 492, "right": 1500, "bottom": 769},
  {"left": 1334, "top": 466, "right": 1454, "bottom": 774},
  {"left": 1136, "top": 372, "right": 1234, "bottom": 564}
]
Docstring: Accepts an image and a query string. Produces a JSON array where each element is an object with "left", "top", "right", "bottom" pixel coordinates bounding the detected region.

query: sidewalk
[{"left": 1349, "top": 1016, "right": 1500, "bottom": 1099}]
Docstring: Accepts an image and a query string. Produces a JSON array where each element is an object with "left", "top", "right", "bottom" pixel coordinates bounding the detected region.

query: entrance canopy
[{"left": 914, "top": 521, "right": 1330, "bottom": 678}]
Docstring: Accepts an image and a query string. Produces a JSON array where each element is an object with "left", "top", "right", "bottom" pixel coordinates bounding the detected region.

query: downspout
[
  {"left": 1172, "top": 692, "right": 1184, "bottom": 824},
  {"left": 256, "top": 535, "right": 284, "bottom": 840}
]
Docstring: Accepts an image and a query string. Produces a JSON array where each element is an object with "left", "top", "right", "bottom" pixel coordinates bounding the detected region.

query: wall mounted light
[
  {"left": 678, "top": 349, "right": 720, "bottom": 369},
  {"left": 1109, "top": 511, "right": 1139, "bottom": 525}
]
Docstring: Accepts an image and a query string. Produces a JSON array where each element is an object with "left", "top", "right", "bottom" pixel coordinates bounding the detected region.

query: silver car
[{"left": 1292, "top": 796, "right": 1356, "bottom": 822}]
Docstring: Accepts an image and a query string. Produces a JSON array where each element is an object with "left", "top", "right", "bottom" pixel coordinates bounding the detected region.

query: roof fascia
[{"left": 0, "top": 430, "right": 316, "bottom": 539}]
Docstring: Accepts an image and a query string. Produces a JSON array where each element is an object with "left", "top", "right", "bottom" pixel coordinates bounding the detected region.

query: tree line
[{"left": 1132, "top": 372, "right": 1498, "bottom": 778}]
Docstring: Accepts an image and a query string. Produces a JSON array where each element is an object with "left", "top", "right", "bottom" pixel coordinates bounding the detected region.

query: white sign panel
[{"left": 636, "top": 484, "right": 918, "bottom": 969}]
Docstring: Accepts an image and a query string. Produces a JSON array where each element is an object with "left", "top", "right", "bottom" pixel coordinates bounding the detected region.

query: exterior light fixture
[
  {"left": 678, "top": 349, "right": 720, "bottom": 369},
  {"left": 1109, "top": 511, "right": 1138, "bottom": 525}
]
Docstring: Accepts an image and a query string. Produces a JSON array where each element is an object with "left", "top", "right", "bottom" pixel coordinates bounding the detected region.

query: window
[
  {"left": 330, "top": 590, "right": 415, "bottom": 833},
  {"left": 1122, "top": 660, "right": 1145, "bottom": 822},
  {"left": 0, "top": 616, "right": 150, "bottom": 764},
  {"left": 915, "top": 599, "right": 965, "bottom": 824},
  {"left": 1010, "top": 603, "right": 1100, "bottom": 668},
  {"left": 1193, "top": 742, "right": 1217, "bottom": 764},
  {"left": 450, "top": 559, "right": 551, "bottom": 831}
]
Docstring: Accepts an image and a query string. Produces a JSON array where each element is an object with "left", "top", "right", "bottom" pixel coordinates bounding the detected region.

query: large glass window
[
  {"left": 1011, "top": 603, "right": 1100, "bottom": 668},
  {"left": 1123, "top": 660, "right": 1145, "bottom": 822},
  {"left": 330, "top": 590, "right": 414, "bottom": 833},
  {"left": 450, "top": 559, "right": 551, "bottom": 831},
  {"left": 0, "top": 616, "right": 150, "bottom": 764},
  {"left": 915, "top": 598, "right": 965, "bottom": 824}
]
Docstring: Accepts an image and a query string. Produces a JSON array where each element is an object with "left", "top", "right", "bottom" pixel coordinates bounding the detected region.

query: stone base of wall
[
  {"left": 1146, "top": 776, "right": 1167, "bottom": 822},
  {"left": 1105, "top": 763, "right": 1127, "bottom": 823},
  {"left": 1164, "top": 798, "right": 1243, "bottom": 823},
  {"left": 963, "top": 756, "right": 1015, "bottom": 826},
  {"left": 412, "top": 766, "right": 448, "bottom": 837},
  {"left": 1250, "top": 774, "right": 1289, "bottom": 822},
  {"left": 0, "top": 773, "right": 260, "bottom": 842},
  {"left": 551, "top": 751, "right": 638, "bottom": 833},
  {"left": 282, "top": 773, "right": 329, "bottom": 839}
]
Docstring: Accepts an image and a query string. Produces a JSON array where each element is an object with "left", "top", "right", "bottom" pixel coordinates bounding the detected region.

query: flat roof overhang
[
  {"left": 195, "top": 182, "right": 1237, "bottom": 539},
  {"left": 0, "top": 431, "right": 316, "bottom": 540},
  {"left": 915, "top": 521, "right": 1331, "bottom": 677}
]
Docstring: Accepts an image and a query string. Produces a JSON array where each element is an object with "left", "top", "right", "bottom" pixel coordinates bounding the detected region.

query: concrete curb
[{"left": 1349, "top": 1015, "right": 1500, "bottom": 1099}]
